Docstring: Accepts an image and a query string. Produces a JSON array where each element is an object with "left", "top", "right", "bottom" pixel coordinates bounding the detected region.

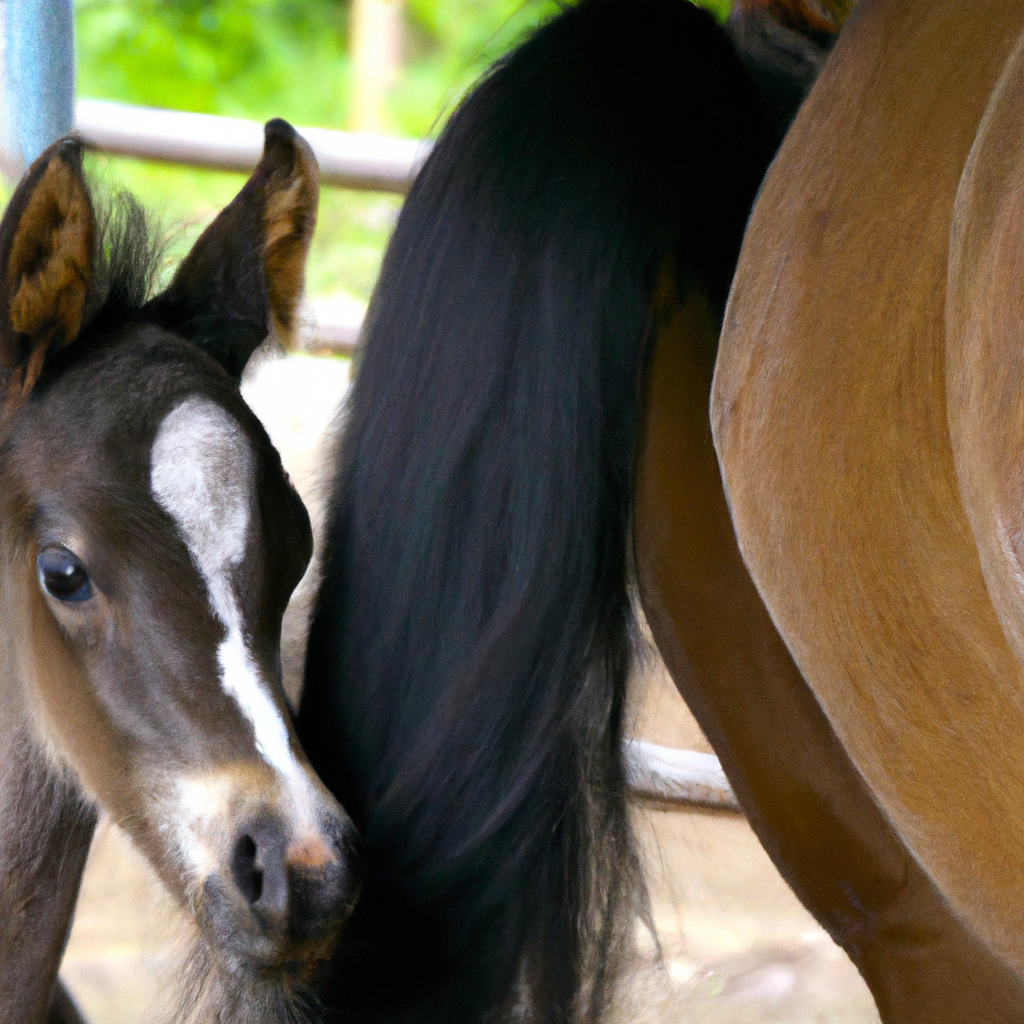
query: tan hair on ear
[
  {"left": 261, "top": 122, "right": 319, "bottom": 349},
  {"left": 8, "top": 156, "right": 92, "bottom": 354},
  {"left": 3, "top": 150, "right": 93, "bottom": 408}
]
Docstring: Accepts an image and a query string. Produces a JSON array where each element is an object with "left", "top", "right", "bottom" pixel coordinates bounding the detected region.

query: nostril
[
  {"left": 230, "top": 821, "right": 290, "bottom": 925},
  {"left": 231, "top": 833, "right": 263, "bottom": 906},
  {"left": 224, "top": 816, "right": 354, "bottom": 945}
]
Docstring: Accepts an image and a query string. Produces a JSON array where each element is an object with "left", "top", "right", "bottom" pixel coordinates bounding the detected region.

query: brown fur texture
[
  {"left": 147, "top": 119, "right": 319, "bottom": 370},
  {"left": 261, "top": 127, "right": 319, "bottom": 348},
  {"left": 0, "top": 720, "right": 95, "bottom": 1024},
  {"left": 169, "top": 934, "right": 320, "bottom": 1024},
  {"left": 0, "top": 143, "right": 92, "bottom": 408},
  {"left": 714, "top": 0, "right": 1024, "bottom": 983},
  {"left": 639, "top": 279, "right": 1024, "bottom": 1023},
  {"left": 947, "top": 31, "right": 1024, "bottom": 723},
  {"left": 8, "top": 158, "right": 92, "bottom": 345}
]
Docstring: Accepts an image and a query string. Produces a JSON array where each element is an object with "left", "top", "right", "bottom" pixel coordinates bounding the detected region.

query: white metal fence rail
[
  {"left": 625, "top": 740, "right": 738, "bottom": 810},
  {"left": 75, "top": 99, "right": 430, "bottom": 194}
]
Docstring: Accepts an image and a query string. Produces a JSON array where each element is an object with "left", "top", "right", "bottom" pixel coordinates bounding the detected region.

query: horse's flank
[
  {"left": 947, "top": 32, "right": 1024, "bottom": 714},
  {"left": 637, "top": 270, "right": 1024, "bottom": 1024},
  {"left": 714, "top": 0, "right": 1024, "bottom": 971}
]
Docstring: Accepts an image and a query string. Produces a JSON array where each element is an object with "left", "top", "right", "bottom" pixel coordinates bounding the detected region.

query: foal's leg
[
  {"left": 633, "top": 285, "right": 1024, "bottom": 1022},
  {"left": 0, "top": 724, "right": 95, "bottom": 1024}
]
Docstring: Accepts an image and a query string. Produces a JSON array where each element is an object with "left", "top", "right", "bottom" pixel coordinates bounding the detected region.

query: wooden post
[
  {"left": 0, "top": 0, "right": 75, "bottom": 179},
  {"left": 350, "top": 0, "right": 403, "bottom": 134}
]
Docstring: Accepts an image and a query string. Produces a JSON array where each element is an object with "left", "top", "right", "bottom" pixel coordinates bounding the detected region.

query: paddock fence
[{"left": 72, "top": 97, "right": 740, "bottom": 815}]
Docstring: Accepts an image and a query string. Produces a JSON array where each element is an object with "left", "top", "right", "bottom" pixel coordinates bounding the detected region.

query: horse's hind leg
[
  {"left": 632, "top": 282, "right": 1024, "bottom": 1022},
  {"left": 0, "top": 725, "right": 96, "bottom": 1024}
]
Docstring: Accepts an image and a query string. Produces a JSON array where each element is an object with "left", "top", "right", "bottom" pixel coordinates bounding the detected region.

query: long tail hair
[{"left": 299, "top": 2, "right": 779, "bottom": 1021}]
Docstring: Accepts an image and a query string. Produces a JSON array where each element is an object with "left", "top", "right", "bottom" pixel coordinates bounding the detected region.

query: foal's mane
[{"left": 81, "top": 189, "right": 167, "bottom": 336}]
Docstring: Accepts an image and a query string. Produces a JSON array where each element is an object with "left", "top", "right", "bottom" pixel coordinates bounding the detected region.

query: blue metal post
[{"left": 0, "top": 0, "right": 75, "bottom": 178}]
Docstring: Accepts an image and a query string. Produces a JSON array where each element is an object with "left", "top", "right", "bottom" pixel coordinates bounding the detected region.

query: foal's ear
[
  {"left": 146, "top": 119, "right": 319, "bottom": 379},
  {"left": 0, "top": 138, "right": 93, "bottom": 406}
]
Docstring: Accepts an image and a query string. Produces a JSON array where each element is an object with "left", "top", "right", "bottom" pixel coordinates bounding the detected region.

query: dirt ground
[{"left": 59, "top": 351, "right": 880, "bottom": 1024}]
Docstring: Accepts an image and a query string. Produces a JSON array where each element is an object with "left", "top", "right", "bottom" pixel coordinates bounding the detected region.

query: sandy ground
[{"left": 59, "top": 351, "right": 880, "bottom": 1024}]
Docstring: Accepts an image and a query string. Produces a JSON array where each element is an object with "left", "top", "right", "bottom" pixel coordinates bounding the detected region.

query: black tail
[{"left": 299, "top": 2, "right": 776, "bottom": 1022}]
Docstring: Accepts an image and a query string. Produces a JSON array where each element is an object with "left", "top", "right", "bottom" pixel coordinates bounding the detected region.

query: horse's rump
[{"left": 714, "top": 0, "right": 1024, "bottom": 975}]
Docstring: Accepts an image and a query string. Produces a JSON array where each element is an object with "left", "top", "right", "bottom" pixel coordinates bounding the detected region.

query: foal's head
[{"left": 0, "top": 127, "right": 356, "bottom": 991}]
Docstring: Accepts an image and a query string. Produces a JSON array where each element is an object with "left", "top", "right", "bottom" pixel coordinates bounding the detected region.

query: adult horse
[
  {"left": 0, "top": 125, "right": 358, "bottom": 1023},
  {"left": 714, "top": 0, "right": 1024, "bottom": 1012},
  {"left": 298, "top": 0, "right": 1024, "bottom": 1021}
]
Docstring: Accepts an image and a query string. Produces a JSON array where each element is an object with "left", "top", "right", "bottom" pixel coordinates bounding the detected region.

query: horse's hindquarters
[
  {"left": 637, "top": 282, "right": 1024, "bottom": 1022},
  {"left": 714, "top": 0, "right": 1024, "bottom": 978},
  {"left": 947, "top": 34, "right": 1024, "bottom": 732}
]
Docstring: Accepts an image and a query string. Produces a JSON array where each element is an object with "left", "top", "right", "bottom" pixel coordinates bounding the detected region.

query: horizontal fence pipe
[
  {"left": 308, "top": 321, "right": 360, "bottom": 357},
  {"left": 75, "top": 98, "right": 431, "bottom": 194},
  {"left": 303, "top": 298, "right": 365, "bottom": 356},
  {"left": 624, "top": 739, "right": 740, "bottom": 812}
]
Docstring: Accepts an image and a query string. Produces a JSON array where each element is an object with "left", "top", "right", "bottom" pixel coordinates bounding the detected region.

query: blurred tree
[
  {"left": 350, "top": 0, "right": 403, "bottom": 132},
  {"left": 393, "top": 0, "right": 561, "bottom": 130},
  {"left": 76, "top": 0, "right": 352, "bottom": 127}
]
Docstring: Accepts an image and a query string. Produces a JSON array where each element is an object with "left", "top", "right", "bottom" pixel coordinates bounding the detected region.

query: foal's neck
[{"left": 0, "top": 557, "right": 97, "bottom": 1024}]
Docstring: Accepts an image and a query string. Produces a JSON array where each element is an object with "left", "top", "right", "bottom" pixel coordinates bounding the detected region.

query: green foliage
[
  {"left": 699, "top": 0, "right": 732, "bottom": 22},
  {"left": 76, "top": 0, "right": 567, "bottom": 136},
  {"left": 77, "top": 0, "right": 733, "bottom": 137},
  {"left": 394, "top": 0, "right": 562, "bottom": 132},
  {"left": 76, "top": 0, "right": 352, "bottom": 127}
]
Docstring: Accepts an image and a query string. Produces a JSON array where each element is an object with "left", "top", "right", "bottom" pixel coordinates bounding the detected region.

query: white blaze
[{"left": 150, "top": 396, "right": 296, "bottom": 777}]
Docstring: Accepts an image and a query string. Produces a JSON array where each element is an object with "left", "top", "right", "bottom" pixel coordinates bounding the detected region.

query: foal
[{"left": 0, "top": 126, "right": 356, "bottom": 1023}]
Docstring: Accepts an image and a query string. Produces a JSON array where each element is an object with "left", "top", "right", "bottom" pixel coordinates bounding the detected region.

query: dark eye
[{"left": 37, "top": 547, "right": 94, "bottom": 603}]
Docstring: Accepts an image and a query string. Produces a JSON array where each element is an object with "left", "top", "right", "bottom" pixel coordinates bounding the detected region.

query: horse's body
[
  {"left": 298, "top": 1, "right": 1024, "bottom": 1022},
  {"left": 715, "top": 0, "right": 1024, "bottom": 1006},
  {"left": 0, "top": 126, "right": 358, "bottom": 1023}
]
